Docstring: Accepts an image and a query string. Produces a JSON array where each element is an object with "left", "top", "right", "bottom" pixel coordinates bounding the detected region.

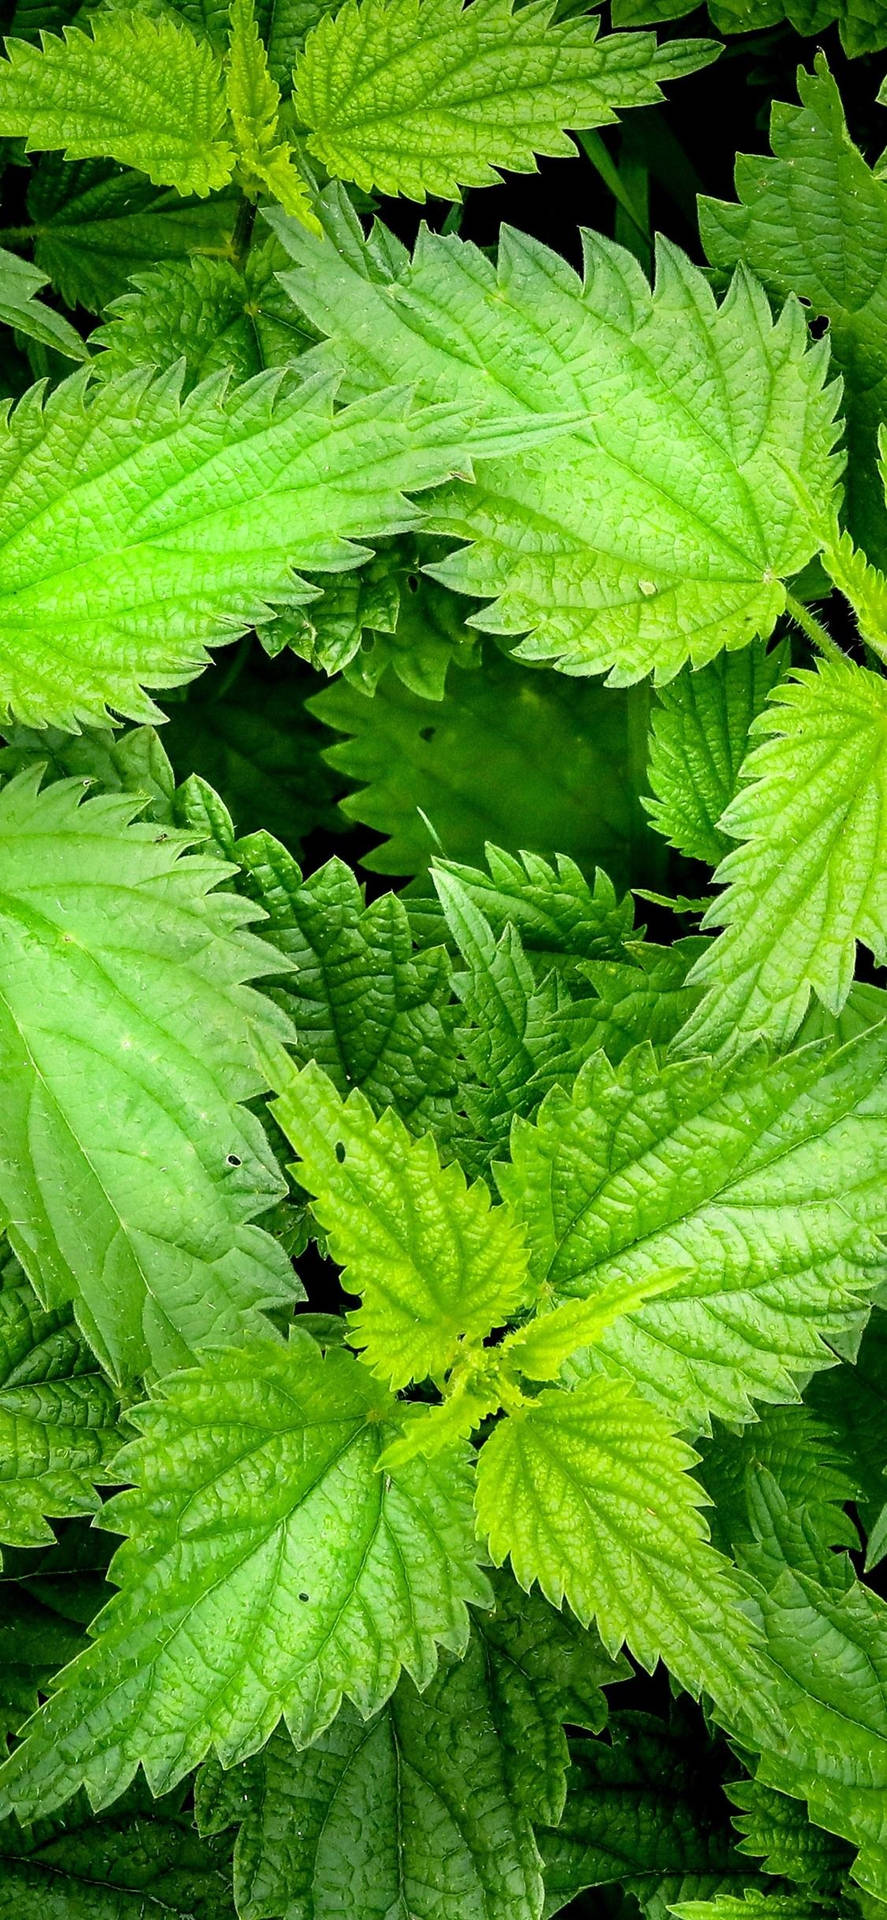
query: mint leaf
[{"left": 0, "top": 1332, "right": 488, "bottom": 1821}]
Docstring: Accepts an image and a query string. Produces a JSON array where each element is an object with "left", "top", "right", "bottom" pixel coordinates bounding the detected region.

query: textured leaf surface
[
  {"left": 197, "top": 1625, "right": 546, "bottom": 1920},
  {"left": 0, "top": 14, "right": 234, "bottom": 195},
  {"left": 294, "top": 0, "right": 715, "bottom": 201},
  {"left": 676, "top": 660, "right": 887, "bottom": 1053},
  {"left": 0, "top": 771, "right": 298, "bottom": 1381},
  {"left": 737, "top": 1472, "right": 887, "bottom": 1903},
  {"left": 427, "top": 845, "right": 634, "bottom": 979},
  {"left": 610, "top": 0, "right": 887, "bottom": 59},
  {"left": 0, "top": 244, "right": 85, "bottom": 360},
  {"left": 645, "top": 641, "right": 789, "bottom": 867},
  {"left": 0, "top": 1334, "right": 488, "bottom": 1822},
  {"left": 0, "top": 365, "right": 476, "bottom": 730},
  {"left": 433, "top": 865, "right": 606, "bottom": 1169},
  {"left": 92, "top": 242, "right": 313, "bottom": 386},
  {"left": 0, "top": 1273, "right": 118, "bottom": 1553},
  {"left": 573, "top": 939, "right": 709, "bottom": 1061},
  {"left": 234, "top": 834, "right": 456, "bottom": 1130},
  {"left": 310, "top": 648, "right": 655, "bottom": 883},
  {"left": 700, "top": 58, "right": 887, "bottom": 561},
  {"left": 729, "top": 1776, "right": 853, "bottom": 1892},
  {"left": 273, "top": 188, "right": 840, "bottom": 679},
  {"left": 497, "top": 1030, "right": 887, "bottom": 1427},
  {"left": 227, "top": 0, "right": 318, "bottom": 221},
  {"left": 0, "top": 1779, "right": 236, "bottom": 1919},
  {"left": 267, "top": 1057, "right": 531, "bottom": 1385},
  {"left": 539, "top": 1712, "right": 757, "bottom": 1920},
  {"left": 475, "top": 1373, "right": 779, "bottom": 1744},
  {"left": 26, "top": 155, "right": 240, "bottom": 313}
]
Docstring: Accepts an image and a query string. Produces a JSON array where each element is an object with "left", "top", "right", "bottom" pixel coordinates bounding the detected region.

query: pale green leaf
[
  {"left": 502, "top": 1275, "right": 682, "bottom": 1384},
  {"left": 0, "top": 1272, "right": 118, "bottom": 1554},
  {"left": 0, "top": 365, "right": 480, "bottom": 730},
  {"left": 26, "top": 155, "right": 240, "bottom": 314},
  {"left": 645, "top": 641, "right": 790, "bottom": 867},
  {"left": 538, "top": 1711, "right": 760, "bottom": 1920},
  {"left": 266, "top": 1056, "right": 532, "bottom": 1386},
  {"left": 497, "top": 1029, "right": 887, "bottom": 1428},
  {"left": 700, "top": 58, "right": 887, "bottom": 561},
  {"left": 197, "top": 1625, "right": 545, "bottom": 1920},
  {"left": 0, "top": 13, "right": 235, "bottom": 195},
  {"left": 0, "top": 1779, "right": 236, "bottom": 1919},
  {"left": 0, "top": 770, "right": 299, "bottom": 1381},
  {"left": 232, "top": 834, "right": 456, "bottom": 1131},
  {"left": 0, "top": 1333, "right": 489, "bottom": 1822},
  {"left": 0, "top": 244, "right": 85, "bottom": 361},
  {"left": 294, "top": 0, "right": 716, "bottom": 202},
  {"left": 309, "top": 646, "right": 655, "bottom": 884},
  {"left": 91, "top": 240, "right": 313, "bottom": 387},
  {"left": 271, "top": 187, "right": 841, "bottom": 679},
  {"left": 675, "top": 659, "right": 887, "bottom": 1054},
  {"left": 227, "top": 0, "right": 319, "bottom": 222},
  {"left": 475, "top": 1373, "right": 781, "bottom": 1746}
]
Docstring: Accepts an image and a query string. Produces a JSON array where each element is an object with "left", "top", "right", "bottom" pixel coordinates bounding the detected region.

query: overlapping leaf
[
  {"left": 272, "top": 186, "right": 841, "bottom": 679},
  {"left": 0, "top": 364, "right": 481, "bottom": 729},
  {"left": 294, "top": 0, "right": 716, "bottom": 201},
  {"left": 92, "top": 241, "right": 313, "bottom": 387},
  {"left": 0, "top": 1269, "right": 118, "bottom": 1552},
  {"left": 645, "top": 641, "right": 790, "bottom": 867},
  {"left": 0, "top": 1779, "right": 236, "bottom": 1919},
  {"left": 0, "top": 244, "right": 85, "bottom": 361},
  {"left": 676, "top": 659, "right": 887, "bottom": 1053},
  {"left": 497, "top": 1028, "right": 887, "bottom": 1427},
  {"left": 0, "top": 1333, "right": 489, "bottom": 1823},
  {"left": 227, "top": 0, "right": 318, "bottom": 221},
  {"left": 25, "top": 156, "right": 240, "bottom": 314},
  {"left": 0, "top": 770, "right": 298, "bottom": 1381},
  {"left": 266, "top": 1055, "right": 531, "bottom": 1385},
  {"left": 0, "top": 13, "right": 234, "bottom": 194}
]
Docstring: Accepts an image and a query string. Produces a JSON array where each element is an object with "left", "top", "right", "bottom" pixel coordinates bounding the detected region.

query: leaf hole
[
  {"left": 298, "top": 1591, "right": 310, "bottom": 1602},
  {"left": 334, "top": 1140, "right": 346, "bottom": 1163},
  {"left": 226, "top": 1154, "right": 242, "bottom": 1167},
  {"left": 419, "top": 725, "right": 436, "bottom": 742}
]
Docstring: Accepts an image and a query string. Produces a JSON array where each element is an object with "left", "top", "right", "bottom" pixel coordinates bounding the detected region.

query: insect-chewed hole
[
  {"left": 226, "top": 1154, "right": 242, "bottom": 1167},
  {"left": 334, "top": 1140, "right": 346, "bottom": 1164}
]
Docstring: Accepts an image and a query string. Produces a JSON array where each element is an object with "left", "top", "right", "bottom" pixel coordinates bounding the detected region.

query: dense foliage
[{"left": 0, "top": 0, "right": 886, "bottom": 1915}]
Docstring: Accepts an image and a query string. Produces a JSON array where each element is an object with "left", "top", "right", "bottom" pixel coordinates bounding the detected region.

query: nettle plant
[{"left": 2, "top": 0, "right": 887, "bottom": 1915}]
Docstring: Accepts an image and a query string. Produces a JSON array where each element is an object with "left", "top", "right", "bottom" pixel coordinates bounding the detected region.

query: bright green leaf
[
  {"left": 227, "top": 0, "right": 319, "bottom": 223},
  {"left": 0, "top": 1270, "right": 119, "bottom": 1554},
  {"left": 0, "top": 243, "right": 85, "bottom": 360},
  {"left": 0, "top": 1333, "right": 489, "bottom": 1822}
]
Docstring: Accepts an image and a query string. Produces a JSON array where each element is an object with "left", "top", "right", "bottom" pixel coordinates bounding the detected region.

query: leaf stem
[{"left": 784, "top": 591, "right": 845, "bottom": 665}]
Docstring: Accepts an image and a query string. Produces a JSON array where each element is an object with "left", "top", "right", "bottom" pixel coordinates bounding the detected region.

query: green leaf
[
  {"left": 0, "top": 770, "right": 299, "bottom": 1381},
  {"left": 0, "top": 365, "right": 479, "bottom": 730},
  {"left": 433, "top": 866, "right": 607, "bottom": 1169},
  {"left": 271, "top": 187, "right": 841, "bottom": 680},
  {"left": 700, "top": 58, "right": 887, "bottom": 562},
  {"left": 266, "top": 1056, "right": 531, "bottom": 1386},
  {"left": 475, "top": 1373, "right": 780, "bottom": 1745},
  {"left": 572, "top": 939, "right": 709, "bottom": 1061},
  {"left": 0, "top": 1332, "right": 489, "bottom": 1822},
  {"left": 496, "top": 1029, "right": 887, "bottom": 1428},
  {"left": 197, "top": 1628, "right": 545, "bottom": 1920},
  {"left": 294, "top": 0, "right": 716, "bottom": 202},
  {"left": 309, "top": 647, "right": 655, "bottom": 885},
  {"left": 538, "top": 1711, "right": 759, "bottom": 1920},
  {"left": 0, "top": 720, "right": 176, "bottom": 821},
  {"left": 808, "top": 1309, "right": 887, "bottom": 1568},
  {"left": 736, "top": 1471, "right": 887, "bottom": 1903},
  {"left": 0, "top": 243, "right": 85, "bottom": 360},
  {"left": 158, "top": 652, "right": 341, "bottom": 856},
  {"left": 91, "top": 240, "right": 314, "bottom": 387},
  {"left": 0, "top": 1778, "right": 236, "bottom": 1919},
  {"left": 428, "top": 845, "right": 635, "bottom": 980},
  {"left": 227, "top": 0, "right": 319, "bottom": 222},
  {"left": 0, "top": 13, "right": 235, "bottom": 195},
  {"left": 668, "top": 1897, "right": 824, "bottom": 1920},
  {"left": 610, "top": 0, "right": 887, "bottom": 59},
  {"left": 645, "top": 641, "right": 790, "bottom": 867},
  {"left": 232, "top": 835, "right": 456, "bottom": 1131},
  {"left": 729, "top": 1777, "right": 853, "bottom": 1894},
  {"left": 675, "top": 659, "right": 887, "bottom": 1054},
  {"left": 0, "top": 1269, "right": 119, "bottom": 1554},
  {"left": 0, "top": 1555, "right": 94, "bottom": 1746},
  {"left": 25, "top": 155, "right": 240, "bottom": 314},
  {"left": 698, "top": 1402, "right": 860, "bottom": 1559}
]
